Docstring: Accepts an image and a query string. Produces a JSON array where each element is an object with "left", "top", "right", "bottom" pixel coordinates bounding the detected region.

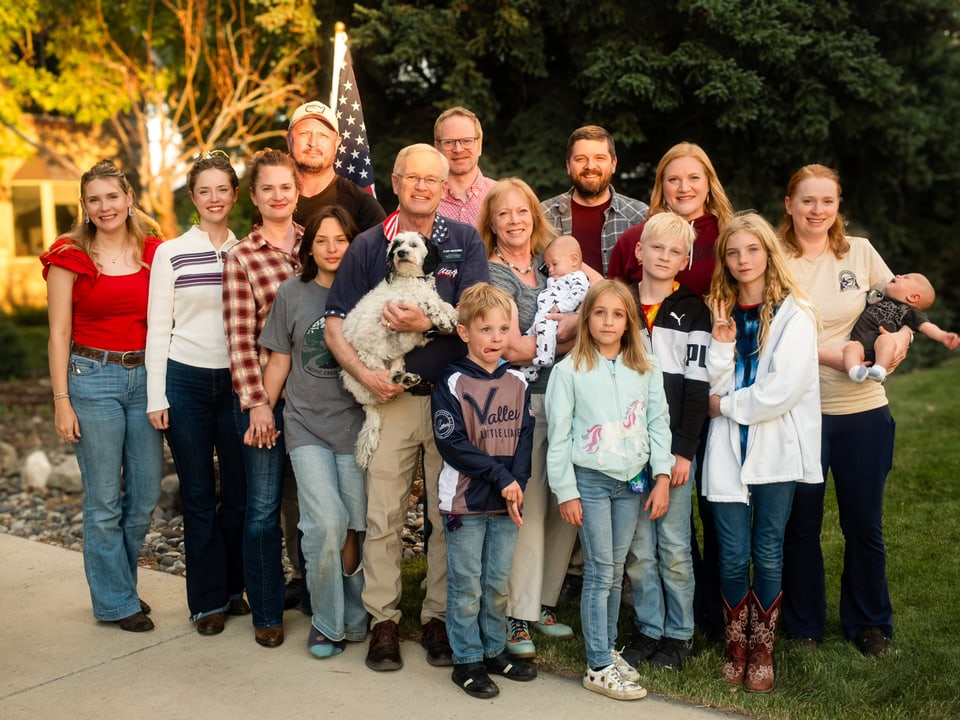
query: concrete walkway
[{"left": 0, "top": 533, "right": 737, "bottom": 720}]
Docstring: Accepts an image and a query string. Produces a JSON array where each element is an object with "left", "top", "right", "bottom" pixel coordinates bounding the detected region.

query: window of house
[{"left": 11, "top": 182, "right": 80, "bottom": 257}]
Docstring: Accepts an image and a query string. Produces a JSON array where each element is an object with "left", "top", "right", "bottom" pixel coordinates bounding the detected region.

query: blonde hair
[
  {"left": 778, "top": 163, "right": 849, "bottom": 259},
  {"left": 708, "top": 213, "right": 815, "bottom": 356},
  {"left": 457, "top": 282, "right": 514, "bottom": 326},
  {"left": 55, "top": 160, "right": 159, "bottom": 272},
  {"left": 434, "top": 106, "right": 483, "bottom": 142},
  {"left": 640, "top": 212, "right": 697, "bottom": 256},
  {"left": 571, "top": 279, "right": 651, "bottom": 374},
  {"left": 478, "top": 178, "right": 557, "bottom": 258},
  {"left": 648, "top": 142, "right": 734, "bottom": 228}
]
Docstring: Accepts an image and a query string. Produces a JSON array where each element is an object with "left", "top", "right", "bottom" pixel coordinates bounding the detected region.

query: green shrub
[{"left": 0, "top": 319, "right": 28, "bottom": 379}]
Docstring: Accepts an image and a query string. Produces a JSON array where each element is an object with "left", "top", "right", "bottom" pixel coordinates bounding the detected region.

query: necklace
[
  {"left": 494, "top": 245, "right": 533, "bottom": 275},
  {"left": 102, "top": 242, "right": 129, "bottom": 263}
]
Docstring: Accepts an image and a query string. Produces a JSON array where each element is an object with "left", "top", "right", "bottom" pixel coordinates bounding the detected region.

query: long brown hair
[
  {"left": 648, "top": 142, "right": 734, "bottom": 228},
  {"left": 478, "top": 178, "right": 557, "bottom": 258},
  {"left": 778, "top": 163, "right": 849, "bottom": 259},
  {"left": 571, "top": 279, "right": 651, "bottom": 374},
  {"left": 56, "top": 160, "right": 159, "bottom": 271},
  {"left": 708, "top": 213, "right": 815, "bottom": 356}
]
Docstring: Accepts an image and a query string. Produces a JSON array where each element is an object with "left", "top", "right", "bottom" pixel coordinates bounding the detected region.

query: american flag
[{"left": 333, "top": 44, "right": 376, "bottom": 197}]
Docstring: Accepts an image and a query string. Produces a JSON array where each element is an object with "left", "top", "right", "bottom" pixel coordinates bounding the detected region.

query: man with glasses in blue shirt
[
  {"left": 325, "top": 143, "right": 490, "bottom": 672},
  {"left": 434, "top": 107, "right": 496, "bottom": 227}
]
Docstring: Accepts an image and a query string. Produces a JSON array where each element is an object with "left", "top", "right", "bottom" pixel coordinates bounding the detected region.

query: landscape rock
[
  {"left": 48, "top": 455, "right": 82, "bottom": 493},
  {"left": 22, "top": 450, "right": 52, "bottom": 489}
]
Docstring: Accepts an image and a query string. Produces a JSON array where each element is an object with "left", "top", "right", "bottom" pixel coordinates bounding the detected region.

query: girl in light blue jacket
[{"left": 545, "top": 279, "right": 673, "bottom": 702}]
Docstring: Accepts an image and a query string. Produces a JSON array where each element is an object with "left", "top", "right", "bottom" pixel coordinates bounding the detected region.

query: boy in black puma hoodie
[{"left": 623, "top": 212, "right": 711, "bottom": 670}]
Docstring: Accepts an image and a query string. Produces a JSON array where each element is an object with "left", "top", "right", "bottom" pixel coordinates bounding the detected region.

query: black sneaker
[
  {"left": 420, "top": 617, "right": 454, "bottom": 666},
  {"left": 855, "top": 626, "right": 892, "bottom": 656},
  {"left": 649, "top": 637, "right": 695, "bottom": 670},
  {"left": 365, "top": 619, "right": 403, "bottom": 671},
  {"left": 452, "top": 662, "right": 500, "bottom": 699},
  {"left": 620, "top": 632, "right": 660, "bottom": 667}
]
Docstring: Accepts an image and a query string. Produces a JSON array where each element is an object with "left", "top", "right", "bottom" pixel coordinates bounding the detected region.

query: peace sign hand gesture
[{"left": 712, "top": 298, "right": 736, "bottom": 343}]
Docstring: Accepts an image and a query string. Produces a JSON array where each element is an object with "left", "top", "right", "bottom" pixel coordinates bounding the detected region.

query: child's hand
[
  {"left": 502, "top": 481, "right": 524, "bottom": 527},
  {"left": 559, "top": 498, "right": 583, "bottom": 527},
  {"left": 942, "top": 332, "right": 959, "bottom": 350},
  {"left": 644, "top": 475, "right": 670, "bottom": 521},
  {"left": 712, "top": 298, "right": 736, "bottom": 343},
  {"left": 671, "top": 455, "right": 691, "bottom": 487},
  {"left": 708, "top": 394, "right": 723, "bottom": 419}
]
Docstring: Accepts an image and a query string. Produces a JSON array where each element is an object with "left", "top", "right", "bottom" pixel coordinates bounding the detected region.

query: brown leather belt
[{"left": 71, "top": 343, "right": 145, "bottom": 369}]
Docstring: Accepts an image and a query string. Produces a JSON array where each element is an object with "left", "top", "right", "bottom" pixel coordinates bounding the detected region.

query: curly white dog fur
[{"left": 341, "top": 232, "right": 458, "bottom": 467}]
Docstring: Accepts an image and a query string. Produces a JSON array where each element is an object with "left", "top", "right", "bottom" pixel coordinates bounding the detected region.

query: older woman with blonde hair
[
  {"left": 609, "top": 141, "right": 734, "bottom": 297},
  {"left": 477, "top": 177, "right": 581, "bottom": 657}
]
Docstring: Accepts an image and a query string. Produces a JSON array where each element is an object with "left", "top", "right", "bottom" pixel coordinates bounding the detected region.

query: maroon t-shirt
[{"left": 570, "top": 197, "right": 611, "bottom": 273}]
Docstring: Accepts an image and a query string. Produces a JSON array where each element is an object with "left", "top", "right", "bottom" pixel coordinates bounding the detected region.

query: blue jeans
[
  {"left": 445, "top": 513, "right": 519, "bottom": 664},
  {"left": 576, "top": 466, "right": 642, "bottom": 669},
  {"left": 233, "top": 394, "right": 286, "bottom": 628},
  {"left": 290, "top": 444, "right": 367, "bottom": 642},
  {"left": 165, "top": 360, "right": 246, "bottom": 619},
  {"left": 712, "top": 482, "right": 796, "bottom": 608},
  {"left": 69, "top": 355, "right": 162, "bottom": 621},
  {"left": 782, "top": 407, "right": 895, "bottom": 640},
  {"left": 626, "top": 479, "right": 695, "bottom": 640}
]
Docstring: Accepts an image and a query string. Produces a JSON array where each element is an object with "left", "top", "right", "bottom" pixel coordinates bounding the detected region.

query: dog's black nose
[{"left": 396, "top": 249, "right": 408, "bottom": 258}]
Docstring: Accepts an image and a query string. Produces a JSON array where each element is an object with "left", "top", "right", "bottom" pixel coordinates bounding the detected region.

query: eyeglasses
[
  {"left": 398, "top": 174, "right": 444, "bottom": 188},
  {"left": 436, "top": 137, "right": 478, "bottom": 151}
]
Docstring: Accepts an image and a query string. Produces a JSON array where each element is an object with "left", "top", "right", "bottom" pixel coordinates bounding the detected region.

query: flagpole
[{"left": 330, "top": 22, "right": 347, "bottom": 110}]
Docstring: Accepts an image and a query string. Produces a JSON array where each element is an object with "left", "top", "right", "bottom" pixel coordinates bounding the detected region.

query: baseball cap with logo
[{"left": 288, "top": 101, "right": 339, "bottom": 134}]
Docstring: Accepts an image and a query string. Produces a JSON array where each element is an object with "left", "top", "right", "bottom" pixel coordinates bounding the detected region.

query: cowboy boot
[
  {"left": 721, "top": 591, "right": 750, "bottom": 685},
  {"left": 744, "top": 589, "right": 781, "bottom": 693}
]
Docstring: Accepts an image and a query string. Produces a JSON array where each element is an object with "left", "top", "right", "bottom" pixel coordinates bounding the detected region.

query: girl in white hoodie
[{"left": 703, "top": 213, "right": 821, "bottom": 693}]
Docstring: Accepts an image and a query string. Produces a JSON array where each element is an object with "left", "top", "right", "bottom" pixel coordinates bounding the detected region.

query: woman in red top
[
  {"left": 608, "top": 142, "right": 734, "bottom": 297},
  {"left": 41, "top": 160, "right": 164, "bottom": 632}
]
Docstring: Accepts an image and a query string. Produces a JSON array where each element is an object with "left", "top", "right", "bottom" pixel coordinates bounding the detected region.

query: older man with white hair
[{"left": 324, "top": 143, "right": 490, "bottom": 672}]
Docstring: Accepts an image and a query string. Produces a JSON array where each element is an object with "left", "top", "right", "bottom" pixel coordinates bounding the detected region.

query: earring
[
  {"left": 82, "top": 212, "right": 90, "bottom": 224},
  {"left": 127, "top": 207, "right": 133, "bottom": 217}
]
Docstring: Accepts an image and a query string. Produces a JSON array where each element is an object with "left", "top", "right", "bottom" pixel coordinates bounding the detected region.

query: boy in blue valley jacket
[
  {"left": 432, "top": 283, "right": 537, "bottom": 699},
  {"left": 622, "top": 212, "right": 712, "bottom": 671}
]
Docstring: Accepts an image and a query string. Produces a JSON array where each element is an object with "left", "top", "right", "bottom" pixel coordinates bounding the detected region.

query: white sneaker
[
  {"left": 611, "top": 648, "right": 641, "bottom": 682},
  {"left": 582, "top": 663, "right": 647, "bottom": 700}
]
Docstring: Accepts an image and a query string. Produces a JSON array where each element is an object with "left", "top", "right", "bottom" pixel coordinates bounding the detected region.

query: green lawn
[{"left": 401, "top": 359, "right": 960, "bottom": 719}]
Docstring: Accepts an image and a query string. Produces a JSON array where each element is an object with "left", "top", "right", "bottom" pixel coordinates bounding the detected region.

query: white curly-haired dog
[{"left": 342, "top": 231, "right": 458, "bottom": 467}]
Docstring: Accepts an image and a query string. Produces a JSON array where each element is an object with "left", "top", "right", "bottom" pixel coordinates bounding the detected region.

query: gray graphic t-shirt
[{"left": 259, "top": 278, "right": 363, "bottom": 454}]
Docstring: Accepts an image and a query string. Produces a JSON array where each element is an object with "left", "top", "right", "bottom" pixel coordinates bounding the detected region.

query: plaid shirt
[
  {"left": 541, "top": 185, "right": 648, "bottom": 275},
  {"left": 222, "top": 225, "right": 302, "bottom": 410}
]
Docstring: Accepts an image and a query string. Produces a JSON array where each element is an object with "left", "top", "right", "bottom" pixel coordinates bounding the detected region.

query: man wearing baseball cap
[{"left": 287, "top": 100, "right": 385, "bottom": 231}]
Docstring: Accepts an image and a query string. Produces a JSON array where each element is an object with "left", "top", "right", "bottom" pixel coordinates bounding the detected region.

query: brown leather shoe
[
  {"left": 366, "top": 620, "right": 403, "bottom": 671},
  {"left": 116, "top": 611, "right": 154, "bottom": 632},
  {"left": 139, "top": 599, "right": 151, "bottom": 615},
  {"left": 420, "top": 617, "right": 453, "bottom": 666},
  {"left": 197, "top": 613, "right": 226, "bottom": 636},
  {"left": 255, "top": 625, "right": 284, "bottom": 648},
  {"left": 227, "top": 598, "right": 251, "bottom": 616}
]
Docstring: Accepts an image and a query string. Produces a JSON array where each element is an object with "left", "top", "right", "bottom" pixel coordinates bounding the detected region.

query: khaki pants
[
  {"left": 506, "top": 393, "right": 578, "bottom": 621},
  {"left": 362, "top": 393, "right": 446, "bottom": 626}
]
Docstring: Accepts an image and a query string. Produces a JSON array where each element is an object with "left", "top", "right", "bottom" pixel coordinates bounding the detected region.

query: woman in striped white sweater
[{"left": 145, "top": 152, "right": 249, "bottom": 635}]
